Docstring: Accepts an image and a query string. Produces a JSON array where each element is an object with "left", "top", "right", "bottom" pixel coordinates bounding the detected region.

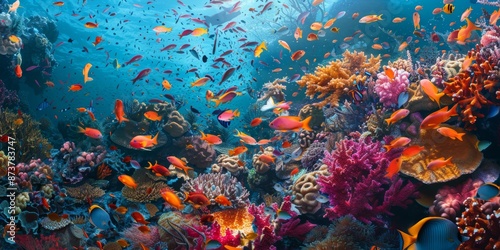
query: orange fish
[
  {"left": 234, "top": 130, "right": 258, "bottom": 145},
  {"left": 129, "top": 133, "right": 159, "bottom": 150},
  {"left": 384, "top": 66, "right": 395, "bottom": 80},
  {"left": 184, "top": 192, "right": 211, "bottom": 209},
  {"left": 116, "top": 239, "right": 129, "bottom": 248},
  {"left": 166, "top": 156, "right": 192, "bottom": 175},
  {"left": 118, "top": 174, "right": 138, "bottom": 189},
  {"left": 83, "top": 63, "right": 93, "bottom": 83},
  {"left": 76, "top": 107, "right": 87, "bottom": 112},
  {"left": 200, "top": 131, "right": 222, "bottom": 145},
  {"left": 131, "top": 211, "right": 149, "bottom": 225},
  {"left": 250, "top": 117, "right": 263, "bottom": 127},
  {"left": 420, "top": 79, "right": 444, "bottom": 107},
  {"left": 398, "top": 41, "right": 408, "bottom": 51},
  {"left": 290, "top": 167, "right": 299, "bottom": 176},
  {"left": 92, "top": 36, "right": 102, "bottom": 46},
  {"left": 385, "top": 109, "right": 410, "bottom": 126},
  {"left": 306, "top": 33, "right": 318, "bottom": 41},
  {"left": 282, "top": 140, "right": 292, "bottom": 148},
  {"left": 228, "top": 146, "right": 248, "bottom": 156},
  {"left": 384, "top": 137, "right": 411, "bottom": 152},
  {"left": 138, "top": 225, "right": 150, "bottom": 234},
  {"left": 269, "top": 116, "right": 312, "bottom": 132},
  {"left": 205, "top": 90, "right": 214, "bottom": 102},
  {"left": 144, "top": 111, "right": 162, "bottom": 121},
  {"left": 294, "top": 27, "right": 302, "bottom": 40},
  {"left": 352, "top": 12, "right": 359, "bottom": 19},
  {"left": 78, "top": 126, "right": 103, "bottom": 139},
  {"left": 427, "top": 157, "right": 453, "bottom": 171},
  {"left": 324, "top": 18, "right": 336, "bottom": 28},
  {"left": 42, "top": 197, "right": 50, "bottom": 210},
  {"left": 437, "top": 127, "right": 465, "bottom": 141},
  {"left": 457, "top": 18, "right": 481, "bottom": 45},
  {"left": 372, "top": 44, "right": 383, "bottom": 50},
  {"left": 291, "top": 50, "right": 306, "bottom": 61},
  {"left": 413, "top": 12, "right": 420, "bottom": 29},
  {"left": 146, "top": 161, "right": 170, "bottom": 176},
  {"left": 401, "top": 145, "right": 425, "bottom": 159},
  {"left": 214, "top": 195, "right": 232, "bottom": 206},
  {"left": 490, "top": 9, "right": 500, "bottom": 25},
  {"left": 258, "top": 154, "right": 275, "bottom": 164},
  {"left": 162, "top": 79, "right": 171, "bottom": 90},
  {"left": 359, "top": 14, "right": 383, "bottom": 23},
  {"left": 385, "top": 157, "right": 402, "bottom": 178},
  {"left": 45, "top": 81, "right": 55, "bottom": 87},
  {"left": 87, "top": 111, "right": 96, "bottom": 121},
  {"left": 85, "top": 22, "right": 98, "bottom": 28},
  {"left": 310, "top": 22, "right": 322, "bottom": 30},
  {"left": 114, "top": 99, "right": 129, "bottom": 123},
  {"left": 14, "top": 64, "right": 22, "bottom": 78},
  {"left": 160, "top": 187, "right": 184, "bottom": 210},
  {"left": 115, "top": 206, "right": 128, "bottom": 215},
  {"left": 420, "top": 104, "right": 458, "bottom": 129},
  {"left": 68, "top": 84, "right": 83, "bottom": 92}
]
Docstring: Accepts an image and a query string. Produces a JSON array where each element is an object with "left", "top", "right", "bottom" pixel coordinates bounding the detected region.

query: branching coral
[
  {"left": 0, "top": 110, "right": 52, "bottom": 162},
  {"left": 456, "top": 197, "right": 500, "bottom": 249},
  {"left": 181, "top": 172, "right": 250, "bottom": 208},
  {"left": 258, "top": 77, "right": 287, "bottom": 102},
  {"left": 318, "top": 132, "right": 417, "bottom": 224},
  {"left": 444, "top": 41, "right": 500, "bottom": 130},
  {"left": 297, "top": 50, "right": 380, "bottom": 107}
]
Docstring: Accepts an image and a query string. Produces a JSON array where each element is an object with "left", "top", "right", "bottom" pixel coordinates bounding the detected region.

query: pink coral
[
  {"left": 429, "top": 178, "right": 483, "bottom": 219},
  {"left": 374, "top": 67, "right": 410, "bottom": 107},
  {"left": 318, "top": 132, "right": 418, "bottom": 224},
  {"left": 123, "top": 224, "right": 161, "bottom": 248}
]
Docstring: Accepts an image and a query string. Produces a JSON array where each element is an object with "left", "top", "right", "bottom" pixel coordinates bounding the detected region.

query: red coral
[
  {"left": 456, "top": 197, "right": 500, "bottom": 249},
  {"left": 14, "top": 233, "right": 65, "bottom": 250},
  {"left": 278, "top": 217, "right": 316, "bottom": 241}
]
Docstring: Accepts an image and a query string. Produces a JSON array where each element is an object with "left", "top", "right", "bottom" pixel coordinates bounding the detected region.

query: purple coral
[
  {"left": 429, "top": 178, "right": 483, "bottom": 219},
  {"left": 53, "top": 141, "right": 106, "bottom": 184},
  {"left": 374, "top": 67, "right": 409, "bottom": 108},
  {"left": 318, "top": 132, "right": 417, "bottom": 224},
  {"left": 0, "top": 80, "right": 19, "bottom": 108},
  {"left": 301, "top": 140, "right": 325, "bottom": 170},
  {"left": 177, "top": 136, "right": 216, "bottom": 169}
]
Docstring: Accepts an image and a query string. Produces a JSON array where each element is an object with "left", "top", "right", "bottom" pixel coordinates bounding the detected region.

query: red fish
[
  {"left": 146, "top": 161, "right": 170, "bottom": 176},
  {"left": 132, "top": 68, "right": 151, "bottom": 83},
  {"left": 14, "top": 64, "right": 22, "bottom": 78},
  {"left": 123, "top": 55, "right": 142, "bottom": 66}
]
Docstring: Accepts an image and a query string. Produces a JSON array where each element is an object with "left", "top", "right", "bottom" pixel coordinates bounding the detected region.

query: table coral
[
  {"left": 122, "top": 168, "right": 167, "bottom": 202},
  {"left": 297, "top": 50, "right": 380, "bottom": 107},
  {"left": 399, "top": 126, "right": 482, "bottom": 184},
  {"left": 317, "top": 132, "right": 417, "bottom": 224},
  {"left": 456, "top": 197, "right": 500, "bottom": 249},
  {"left": 374, "top": 67, "right": 410, "bottom": 108}
]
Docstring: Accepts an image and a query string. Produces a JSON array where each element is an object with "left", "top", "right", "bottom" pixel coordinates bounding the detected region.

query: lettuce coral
[{"left": 318, "top": 132, "right": 417, "bottom": 224}]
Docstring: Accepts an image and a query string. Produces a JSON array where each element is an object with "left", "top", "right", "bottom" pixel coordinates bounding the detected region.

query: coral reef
[
  {"left": 211, "top": 207, "right": 255, "bottom": 235},
  {"left": 176, "top": 136, "right": 216, "bottom": 169},
  {"left": 298, "top": 104, "right": 325, "bottom": 130},
  {"left": 40, "top": 216, "right": 72, "bottom": 230},
  {"left": 0, "top": 80, "right": 19, "bottom": 108},
  {"left": 301, "top": 141, "right": 326, "bottom": 170},
  {"left": 252, "top": 146, "right": 275, "bottom": 174},
  {"left": 258, "top": 77, "right": 287, "bottom": 102},
  {"left": 122, "top": 168, "right": 168, "bottom": 203},
  {"left": 65, "top": 183, "right": 104, "bottom": 203},
  {"left": 123, "top": 224, "right": 161, "bottom": 249},
  {"left": 0, "top": 110, "right": 52, "bottom": 162},
  {"left": 181, "top": 172, "right": 250, "bottom": 208},
  {"left": 400, "top": 126, "right": 483, "bottom": 184},
  {"left": 429, "top": 54, "right": 464, "bottom": 87},
  {"left": 429, "top": 178, "right": 483, "bottom": 219},
  {"left": 374, "top": 67, "right": 410, "bottom": 108},
  {"left": 456, "top": 197, "right": 500, "bottom": 249},
  {"left": 163, "top": 111, "right": 190, "bottom": 137},
  {"left": 318, "top": 132, "right": 417, "bottom": 224},
  {"left": 110, "top": 120, "right": 168, "bottom": 150},
  {"left": 304, "top": 215, "right": 375, "bottom": 250},
  {"left": 297, "top": 50, "right": 380, "bottom": 107},
  {"left": 292, "top": 164, "right": 329, "bottom": 214},
  {"left": 211, "top": 154, "right": 245, "bottom": 175}
]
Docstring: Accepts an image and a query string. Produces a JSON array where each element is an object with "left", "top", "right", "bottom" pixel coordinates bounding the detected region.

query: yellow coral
[
  {"left": 14, "top": 192, "right": 29, "bottom": 215},
  {"left": 400, "top": 125, "right": 482, "bottom": 184},
  {"left": 0, "top": 151, "right": 8, "bottom": 177},
  {"left": 211, "top": 207, "right": 254, "bottom": 236},
  {"left": 41, "top": 184, "right": 54, "bottom": 198},
  {"left": 297, "top": 50, "right": 380, "bottom": 107}
]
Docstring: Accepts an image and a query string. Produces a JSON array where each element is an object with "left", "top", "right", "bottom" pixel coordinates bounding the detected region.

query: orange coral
[
  {"left": 399, "top": 125, "right": 482, "bottom": 184},
  {"left": 96, "top": 163, "right": 112, "bottom": 179},
  {"left": 297, "top": 50, "right": 380, "bottom": 107},
  {"left": 211, "top": 207, "right": 254, "bottom": 236}
]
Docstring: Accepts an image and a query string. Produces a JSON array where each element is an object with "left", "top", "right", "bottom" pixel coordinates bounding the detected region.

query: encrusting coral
[
  {"left": 163, "top": 111, "right": 190, "bottom": 137},
  {"left": 297, "top": 50, "right": 380, "bottom": 107}
]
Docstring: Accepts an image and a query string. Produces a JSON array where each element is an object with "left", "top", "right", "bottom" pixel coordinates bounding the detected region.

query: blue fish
[
  {"left": 89, "top": 205, "right": 113, "bottom": 230},
  {"left": 205, "top": 239, "right": 222, "bottom": 250},
  {"left": 37, "top": 98, "right": 50, "bottom": 111},
  {"left": 487, "top": 106, "right": 499, "bottom": 118},
  {"left": 476, "top": 182, "right": 500, "bottom": 200},
  {"left": 217, "top": 110, "right": 231, "bottom": 128},
  {"left": 130, "top": 160, "right": 141, "bottom": 169},
  {"left": 276, "top": 210, "right": 292, "bottom": 220},
  {"left": 289, "top": 73, "right": 301, "bottom": 82},
  {"left": 399, "top": 217, "right": 460, "bottom": 250},
  {"left": 398, "top": 92, "right": 409, "bottom": 108},
  {"left": 87, "top": 100, "right": 94, "bottom": 113},
  {"left": 189, "top": 49, "right": 199, "bottom": 60}
]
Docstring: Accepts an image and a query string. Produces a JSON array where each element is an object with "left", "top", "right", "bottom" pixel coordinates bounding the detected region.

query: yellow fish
[
  {"left": 254, "top": 41, "right": 267, "bottom": 57},
  {"left": 83, "top": 63, "right": 93, "bottom": 83}
]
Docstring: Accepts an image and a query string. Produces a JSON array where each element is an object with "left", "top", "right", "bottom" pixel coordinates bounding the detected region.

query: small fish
[
  {"left": 200, "top": 131, "right": 222, "bottom": 145},
  {"left": 214, "top": 195, "right": 232, "bottom": 206},
  {"left": 166, "top": 156, "right": 192, "bottom": 175},
  {"left": 37, "top": 98, "right": 50, "bottom": 111},
  {"left": 359, "top": 14, "right": 383, "bottom": 23},
  {"left": 427, "top": 157, "right": 453, "bottom": 171},
  {"left": 398, "top": 92, "right": 409, "bottom": 108},
  {"left": 160, "top": 187, "right": 184, "bottom": 210},
  {"left": 385, "top": 109, "right": 410, "bottom": 126},
  {"left": 254, "top": 41, "right": 267, "bottom": 57},
  {"left": 437, "top": 127, "right": 465, "bottom": 141},
  {"left": 118, "top": 174, "right": 138, "bottom": 189},
  {"left": 476, "top": 182, "right": 500, "bottom": 200},
  {"left": 401, "top": 145, "right": 425, "bottom": 159},
  {"left": 129, "top": 133, "right": 159, "bottom": 150},
  {"left": 131, "top": 211, "right": 149, "bottom": 225},
  {"left": 89, "top": 205, "right": 113, "bottom": 230},
  {"left": 78, "top": 126, "right": 102, "bottom": 139},
  {"left": 269, "top": 116, "right": 312, "bottom": 132},
  {"left": 443, "top": 4, "right": 454, "bottom": 14},
  {"left": 385, "top": 157, "right": 403, "bottom": 178},
  {"left": 384, "top": 137, "right": 411, "bottom": 152},
  {"left": 398, "top": 217, "right": 460, "bottom": 250}
]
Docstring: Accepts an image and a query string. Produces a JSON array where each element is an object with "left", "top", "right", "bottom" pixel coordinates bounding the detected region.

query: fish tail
[
  {"left": 448, "top": 103, "right": 458, "bottom": 117},
  {"left": 383, "top": 145, "right": 391, "bottom": 152},
  {"left": 445, "top": 157, "right": 453, "bottom": 165},
  {"left": 397, "top": 230, "right": 416, "bottom": 250},
  {"left": 212, "top": 99, "right": 220, "bottom": 107},
  {"left": 183, "top": 166, "right": 192, "bottom": 175},
  {"left": 260, "top": 97, "right": 275, "bottom": 111},
  {"left": 146, "top": 162, "right": 152, "bottom": 169},
  {"left": 434, "top": 92, "right": 445, "bottom": 107},
  {"left": 301, "top": 116, "right": 312, "bottom": 131},
  {"left": 456, "top": 133, "right": 465, "bottom": 141},
  {"left": 200, "top": 131, "right": 206, "bottom": 140},
  {"left": 378, "top": 14, "right": 383, "bottom": 20},
  {"left": 234, "top": 109, "right": 240, "bottom": 117},
  {"left": 228, "top": 149, "right": 235, "bottom": 156},
  {"left": 78, "top": 126, "right": 85, "bottom": 133},
  {"left": 152, "top": 132, "right": 159, "bottom": 145}
]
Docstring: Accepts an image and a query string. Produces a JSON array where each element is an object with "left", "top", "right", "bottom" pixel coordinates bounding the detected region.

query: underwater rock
[
  {"left": 177, "top": 136, "right": 216, "bottom": 169},
  {"left": 163, "top": 111, "right": 190, "bottom": 137}
]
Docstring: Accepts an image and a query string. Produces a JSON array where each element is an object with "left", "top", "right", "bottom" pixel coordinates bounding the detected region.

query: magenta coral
[
  {"left": 123, "top": 224, "right": 161, "bottom": 248},
  {"left": 278, "top": 217, "right": 316, "bottom": 241},
  {"left": 429, "top": 178, "right": 483, "bottom": 219},
  {"left": 374, "top": 67, "right": 409, "bottom": 108},
  {"left": 0, "top": 80, "right": 19, "bottom": 108},
  {"left": 14, "top": 233, "right": 65, "bottom": 250},
  {"left": 318, "top": 132, "right": 417, "bottom": 225}
]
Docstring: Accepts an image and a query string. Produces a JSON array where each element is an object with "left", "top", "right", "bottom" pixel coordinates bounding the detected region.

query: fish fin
[
  {"left": 301, "top": 116, "right": 312, "bottom": 131},
  {"left": 183, "top": 191, "right": 189, "bottom": 202},
  {"left": 378, "top": 14, "right": 383, "bottom": 20},
  {"left": 445, "top": 157, "right": 453, "bottom": 165},
  {"left": 228, "top": 150, "right": 234, "bottom": 156},
  {"left": 212, "top": 99, "right": 220, "bottom": 107},
  {"left": 87, "top": 77, "right": 94, "bottom": 82},
  {"left": 384, "top": 118, "right": 392, "bottom": 126},
  {"left": 183, "top": 166, "right": 193, "bottom": 175},
  {"left": 398, "top": 230, "right": 416, "bottom": 250},
  {"left": 448, "top": 103, "right": 458, "bottom": 117},
  {"left": 234, "top": 109, "right": 240, "bottom": 117},
  {"left": 260, "top": 97, "right": 275, "bottom": 111},
  {"left": 200, "top": 131, "right": 206, "bottom": 139},
  {"left": 122, "top": 116, "right": 129, "bottom": 122},
  {"left": 78, "top": 126, "right": 85, "bottom": 133},
  {"left": 456, "top": 133, "right": 465, "bottom": 141},
  {"left": 146, "top": 162, "right": 152, "bottom": 169},
  {"left": 152, "top": 132, "right": 159, "bottom": 145},
  {"left": 383, "top": 145, "right": 391, "bottom": 152},
  {"left": 434, "top": 92, "right": 445, "bottom": 107}
]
